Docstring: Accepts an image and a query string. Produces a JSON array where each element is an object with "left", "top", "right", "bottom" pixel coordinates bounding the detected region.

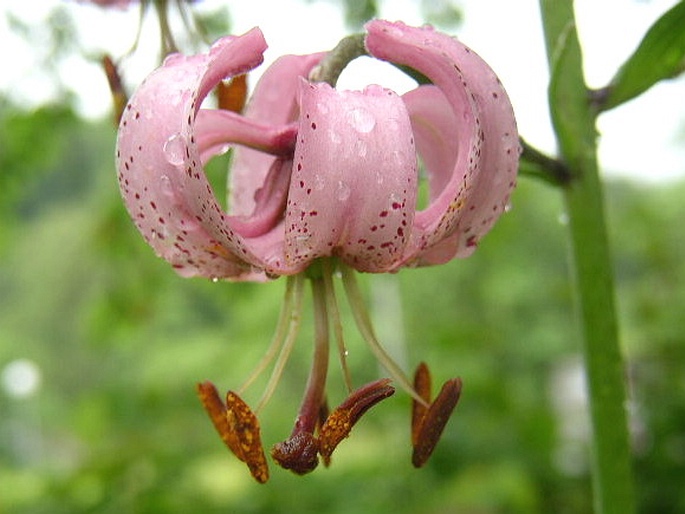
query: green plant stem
[
  {"left": 519, "top": 138, "right": 572, "bottom": 186},
  {"left": 538, "top": 2, "right": 635, "bottom": 514}
]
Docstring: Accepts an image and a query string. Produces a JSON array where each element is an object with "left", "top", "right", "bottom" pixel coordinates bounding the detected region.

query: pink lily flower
[{"left": 116, "top": 20, "right": 518, "bottom": 482}]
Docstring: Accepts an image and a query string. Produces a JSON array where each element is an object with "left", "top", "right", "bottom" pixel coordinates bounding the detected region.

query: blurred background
[{"left": 1, "top": 1, "right": 684, "bottom": 513}]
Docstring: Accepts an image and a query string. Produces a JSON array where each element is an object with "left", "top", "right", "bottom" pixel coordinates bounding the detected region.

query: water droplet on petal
[
  {"left": 209, "top": 37, "right": 232, "bottom": 56},
  {"left": 317, "top": 101, "right": 330, "bottom": 115},
  {"left": 392, "top": 150, "right": 406, "bottom": 167},
  {"left": 163, "top": 53, "right": 186, "bottom": 67},
  {"left": 355, "top": 140, "right": 368, "bottom": 157},
  {"left": 163, "top": 134, "right": 186, "bottom": 166},
  {"left": 160, "top": 175, "right": 174, "bottom": 197},
  {"left": 385, "top": 25, "right": 405, "bottom": 38},
  {"left": 347, "top": 107, "right": 376, "bottom": 133},
  {"left": 387, "top": 118, "right": 401, "bottom": 132},
  {"left": 337, "top": 181, "right": 351, "bottom": 201},
  {"left": 328, "top": 128, "right": 341, "bottom": 145},
  {"left": 265, "top": 254, "right": 282, "bottom": 268}
]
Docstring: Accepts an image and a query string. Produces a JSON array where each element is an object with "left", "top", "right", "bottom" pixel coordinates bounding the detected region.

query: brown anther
[
  {"left": 196, "top": 382, "right": 269, "bottom": 483},
  {"left": 271, "top": 432, "right": 320, "bottom": 475},
  {"left": 411, "top": 362, "right": 432, "bottom": 446},
  {"left": 318, "top": 378, "right": 395, "bottom": 460},
  {"left": 411, "top": 375, "right": 462, "bottom": 468},
  {"left": 317, "top": 398, "right": 332, "bottom": 467},
  {"left": 217, "top": 74, "right": 248, "bottom": 113}
]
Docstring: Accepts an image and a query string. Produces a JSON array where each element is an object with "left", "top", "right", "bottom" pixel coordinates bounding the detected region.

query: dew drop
[
  {"left": 160, "top": 175, "right": 174, "bottom": 197},
  {"left": 347, "top": 107, "right": 376, "bottom": 133},
  {"left": 296, "top": 234, "right": 311, "bottom": 242},
  {"left": 385, "top": 25, "right": 405, "bottom": 38},
  {"left": 209, "top": 37, "right": 231, "bottom": 56},
  {"left": 328, "top": 128, "right": 341, "bottom": 145},
  {"left": 162, "top": 53, "right": 186, "bottom": 67},
  {"left": 163, "top": 134, "right": 186, "bottom": 166},
  {"left": 337, "top": 181, "right": 351, "bottom": 201},
  {"left": 317, "top": 101, "right": 330, "bottom": 115},
  {"left": 355, "top": 140, "right": 368, "bottom": 158},
  {"left": 387, "top": 118, "right": 401, "bottom": 132},
  {"left": 211, "top": 276, "right": 219, "bottom": 283},
  {"left": 392, "top": 150, "right": 406, "bottom": 167},
  {"left": 265, "top": 254, "right": 282, "bottom": 268},
  {"left": 389, "top": 194, "right": 402, "bottom": 210}
]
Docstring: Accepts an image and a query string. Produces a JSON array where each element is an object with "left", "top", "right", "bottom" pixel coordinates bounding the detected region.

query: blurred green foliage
[{"left": 0, "top": 99, "right": 684, "bottom": 514}]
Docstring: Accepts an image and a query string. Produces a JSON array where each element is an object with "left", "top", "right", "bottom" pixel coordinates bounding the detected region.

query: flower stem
[
  {"left": 309, "top": 33, "right": 367, "bottom": 87},
  {"left": 538, "top": 2, "right": 635, "bottom": 513},
  {"left": 519, "top": 138, "right": 572, "bottom": 186}
]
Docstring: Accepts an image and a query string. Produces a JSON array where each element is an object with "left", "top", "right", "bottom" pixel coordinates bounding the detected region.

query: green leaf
[{"left": 603, "top": 1, "right": 685, "bottom": 110}]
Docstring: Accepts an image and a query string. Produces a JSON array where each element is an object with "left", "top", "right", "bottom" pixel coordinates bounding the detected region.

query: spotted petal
[
  {"left": 229, "top": 53, "right": 326, "bottom": 217},
  {"left": 116, "top": 29, "right": 318, "bottom": 280},
  {"left": 285, "top": 81, "right": 417, "bottom": 272},
  {"left": 365, "top": 20, "right": 519, "bottom": 264}
]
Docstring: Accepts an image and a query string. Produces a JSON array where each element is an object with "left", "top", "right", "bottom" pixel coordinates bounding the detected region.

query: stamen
[
  {"left": 317, "top": 398, "right": 332, "bottom": 467},
  {"left": 411, "top": 362, "right": 432, "bottom": 446},
  {"left": 196, "top": 381, "right": 269, "bottom": 483},
  {"left": 340, "top": 265, "right": 427, "bottom": 406},
  {"left": 318, "top": 378, "right": 395, "bottom": 460},
  {"left": 321, "top": 259, "right": 353, "bottom": 393},
  {"left": 255, "top": 274, "right": 305, "bottom": 412},
  {"left": 225, "top": 391, "right": 270, "bottom": 483},
  {"left": 412, "top": 376, "right": 462, "bottom": 468},
  {"left": 238, "top": 278, "right": 292, "bottom": 393}
]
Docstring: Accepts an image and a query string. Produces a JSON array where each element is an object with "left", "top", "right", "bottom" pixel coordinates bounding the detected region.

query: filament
[
  {"left": 254, "top": 274, "right": 305, "bottom": 413},
  {"left": 340, "top": 265, "right": 427, "bottom": 406},
  {"left": 322, "top": 260, "right": 353, "bottom": 393}
]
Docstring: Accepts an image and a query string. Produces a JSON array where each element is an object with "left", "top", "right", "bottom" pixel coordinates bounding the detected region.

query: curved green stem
[
  {"left": 538, "top": 2, "right": 635, "bottom": 514},
  {"left": 309, "top": 33, "right": 367, "bottom": 87},
  {"left": 519, "top": 138, "right": 573, "bottom": 186}
]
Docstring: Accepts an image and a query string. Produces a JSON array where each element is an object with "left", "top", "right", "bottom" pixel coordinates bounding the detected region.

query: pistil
[{"left": 271, "top": 274, "right": 330, "bottom": 474}]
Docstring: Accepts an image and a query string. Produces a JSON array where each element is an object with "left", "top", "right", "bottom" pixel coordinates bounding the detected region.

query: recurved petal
[
  {"left": 365, "top": 20, "right": 519, "bottom": 264},
  {"left": 229, "top": 53, "right": 326, "bottom": 217},
  {"left": 285, "top": 81, "right": 417, "bottom": 272},
  {"left": 116, "top": 29, "right": 293, "bottom": 280},
  {"left": 402, "top": 85, "right": 459, "bottom": 206}
]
